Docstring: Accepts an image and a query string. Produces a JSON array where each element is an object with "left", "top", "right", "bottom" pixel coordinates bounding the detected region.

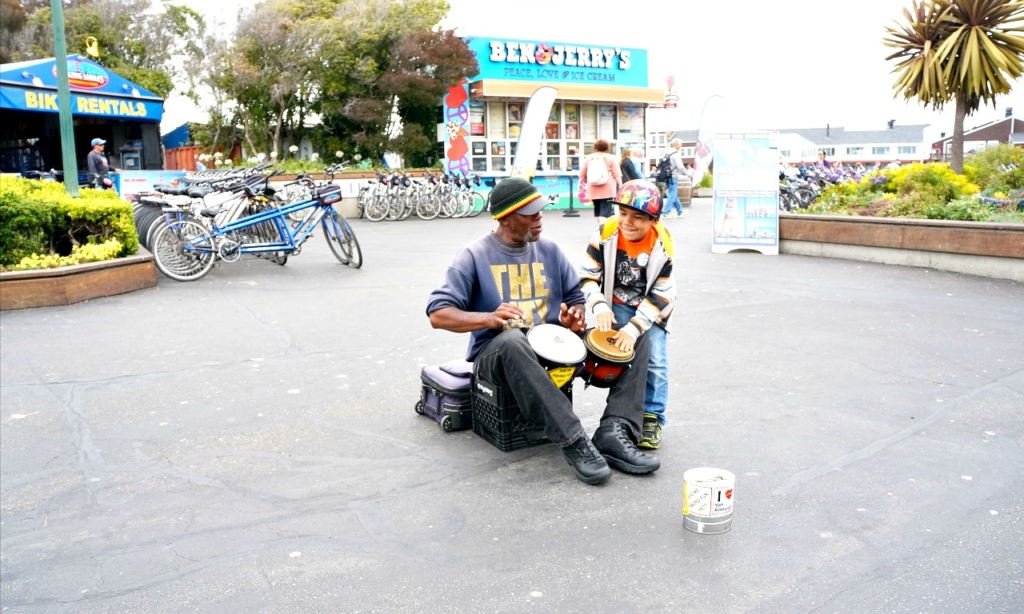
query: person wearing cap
[
  {"left": 579, "top": 180, "right": 677, "bottom": 450},
  {"left": 86, "top": 138, "right": 119, "bottom": 189},
  {"left": 426, "top": 177, "right": 660, "bottom": 485}
]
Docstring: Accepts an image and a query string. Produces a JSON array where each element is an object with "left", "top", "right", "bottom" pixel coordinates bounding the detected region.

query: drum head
[
  {"left": 527, "top": 324, "right": 587, "bottom": 365},
  {"left": 584, "top": 328, "right": 634, "bottom": 363}
]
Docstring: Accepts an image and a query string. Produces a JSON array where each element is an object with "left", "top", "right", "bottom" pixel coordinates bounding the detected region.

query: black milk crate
[{"left": 471, "top": 375, "right": 571, "bottom": 452}]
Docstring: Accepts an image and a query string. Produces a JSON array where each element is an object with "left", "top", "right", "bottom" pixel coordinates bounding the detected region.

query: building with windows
[
  {"left": 647, "top": 123, "right": 932, "bottom": 172},
  {"left": 775, "top": 124, "right": 930, "bottom": 167},
  {"left": 440, "top": 37, "right": 665, "bottom": 179},
  {"left": 930, "top": 114, "right": 1021, "bottom": 160}
]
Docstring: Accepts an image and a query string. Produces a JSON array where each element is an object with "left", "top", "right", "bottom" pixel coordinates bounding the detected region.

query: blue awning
[{"left": 0, "top": 55, "right": 163, "bottom": 122}]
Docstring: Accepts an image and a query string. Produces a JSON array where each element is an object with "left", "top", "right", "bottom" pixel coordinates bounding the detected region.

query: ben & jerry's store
[
  {"left": 0, "top": 55, "right": 164, "bottom": 178},
  {"left": 442, "top": 37, "right": 663, "bottom": 202}
]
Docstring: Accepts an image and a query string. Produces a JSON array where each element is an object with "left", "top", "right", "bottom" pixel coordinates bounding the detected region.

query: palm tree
[{"left": 885, "top": 0, "right": 1024, "bottom": 173}]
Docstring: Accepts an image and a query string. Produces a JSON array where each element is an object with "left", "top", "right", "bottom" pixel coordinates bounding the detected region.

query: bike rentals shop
[
  {"left": 0, "top": 55, "right": 164, "bottom": 183},
  {"left": 441, "top": 37, "right": 666, "bottom": 208}
]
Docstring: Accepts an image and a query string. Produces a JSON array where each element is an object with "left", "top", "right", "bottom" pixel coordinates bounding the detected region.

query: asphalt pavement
[{"left": 1, "top": 199, "right": 1022, "bottom": 613}]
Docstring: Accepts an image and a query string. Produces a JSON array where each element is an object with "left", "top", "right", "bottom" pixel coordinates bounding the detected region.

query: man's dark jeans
[{"left": 474, "top": 328, "right": 649, "bottom": 446}]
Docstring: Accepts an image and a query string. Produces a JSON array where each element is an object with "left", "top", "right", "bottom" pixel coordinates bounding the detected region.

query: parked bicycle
[{"left": 151, "top": 164, "right": 361, "bottom": 281}]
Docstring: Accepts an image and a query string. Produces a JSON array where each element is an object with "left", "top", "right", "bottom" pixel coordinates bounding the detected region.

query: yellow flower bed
[{"left": 10, "top": 239, "right": 123, "bottom": 271}]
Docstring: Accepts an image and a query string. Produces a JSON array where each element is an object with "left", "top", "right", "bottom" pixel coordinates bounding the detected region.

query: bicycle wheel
[
  {"left": 453, "top": 192, "right": 473, "bottom": 218},
  {"left": 398, "top": 194, "right": 415, "bottom": 221},
  {"left": 364, "top": 194, "right": 389, "bottom": 222},
  {"left": 417, "top": 194, "right": 441, "bottom": 220},
  {"left": 468, "top": 192, "right": 487, "bottom": 217},
  {"left": 323, "top": 209, "right": 362, "bottom": 268},
  {"left": 153, "top": 219, "right": 216, "bottom": 281},
  {"left": 386, "top": 193, "right": 405, "bottom": 221},
  {"left": 796, "top": 187, "right": 816, "bottom": 208}
]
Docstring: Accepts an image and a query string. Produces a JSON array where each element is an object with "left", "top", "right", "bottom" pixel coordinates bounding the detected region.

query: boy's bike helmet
[{"left": 613, "top": 180, "right": 662, "bottom": 219}]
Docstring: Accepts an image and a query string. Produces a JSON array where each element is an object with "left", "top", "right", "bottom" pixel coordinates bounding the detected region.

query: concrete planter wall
[
  {"left": 779, "top": 214, "right": 1024, "bottom": 281},
  {"left": 0, "top": 248, "right": 157, "bottom": 311}
]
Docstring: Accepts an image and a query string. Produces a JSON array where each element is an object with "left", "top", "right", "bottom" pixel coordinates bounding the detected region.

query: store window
[
  {"left": 546, "top": 142, "right": 561, "bottom": 171},
  {"left": 508, "top": 103, "right": 523, "bottom": 140},
  {"left": 567, "top": 142, "right": 581, "bottom": 170},
  {"left": 469, "top": 101, "right": 485, "bottom": 136},
  {"left": 564, "top": 104, "right": 579, "bottom": 140},
  {"left": 487, "top": 102, "right": 506, "bottom": 139},
  {"left": 545, "top": 104, "right": 560, "bottom": 140},
  {"left": 472, "top": 141, "right": 487, "bottom": 172},
  {"left": 597, "top": 105, "right": 616, "bottom": 140},
  {"left": 618, "top": 105, "right": 644, "bottom": 139},
  {"left": 491, "top": 141, "right": 507, "bottom": 171}
]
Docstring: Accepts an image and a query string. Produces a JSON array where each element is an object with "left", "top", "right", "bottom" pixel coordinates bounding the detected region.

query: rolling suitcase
[{"left": 415, "top": 360, "right": 473, "bottom": 432}]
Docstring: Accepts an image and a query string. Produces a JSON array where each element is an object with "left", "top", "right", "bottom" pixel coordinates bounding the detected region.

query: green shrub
[
  {"left": 0, "top": 188, "right": 58, "bottom": 265},
  {"left": 964, "top": 144, "right": 1024, "bottom": 192},
  {"left": 0, "top": 178, "right": 138, "bottom": 269},
  {"left": 887, "top": 162, "right": 979, "bottom": 202},
  {"left": 699, "top": 173, "right": 713, "bottom": 189}
]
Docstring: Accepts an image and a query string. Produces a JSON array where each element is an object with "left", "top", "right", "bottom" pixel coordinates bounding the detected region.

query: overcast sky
[{"left": 168, "top": 0, "right": 1023, "bottom": 142}]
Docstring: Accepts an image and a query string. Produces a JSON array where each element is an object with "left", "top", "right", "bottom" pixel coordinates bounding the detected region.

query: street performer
[{"left": 426, "top": 177, "right": 660, "bottom": 485}]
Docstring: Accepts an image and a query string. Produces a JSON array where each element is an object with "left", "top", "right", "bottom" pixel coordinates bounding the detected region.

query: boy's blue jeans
[{"left": 611, "top": 302, "right": 668, "bottom": 425}]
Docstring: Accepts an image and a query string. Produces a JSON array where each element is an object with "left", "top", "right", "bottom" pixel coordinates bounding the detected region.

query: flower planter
[
  {"left": 779, "top": 214, "right": 1024, "bottom": 281},
  {"left": 0, "top": 248, "right": 157, "bottom": 311}
]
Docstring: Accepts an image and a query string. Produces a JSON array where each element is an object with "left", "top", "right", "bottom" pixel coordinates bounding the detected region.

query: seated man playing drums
[{"left": 426, "top": 177, "right": 660, "bottom": 485}]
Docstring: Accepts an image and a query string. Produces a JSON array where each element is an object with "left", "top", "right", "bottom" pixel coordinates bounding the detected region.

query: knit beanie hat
[{"left": 489, "top": 177, "right": 547, "bottom": 219}]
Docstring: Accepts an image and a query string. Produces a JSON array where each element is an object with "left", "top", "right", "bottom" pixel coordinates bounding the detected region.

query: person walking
[
  {"left": 620, "top": 147, "right": 642, "bottom": 182},
  {"left": 580, "top": 139, "right": 622, "bottom": 225},
  {"left": 664, "top": 138, "right": 686, "bottom": 218},
  {"left": 86, "top": 138, "right": 119, "bottom": 189}
]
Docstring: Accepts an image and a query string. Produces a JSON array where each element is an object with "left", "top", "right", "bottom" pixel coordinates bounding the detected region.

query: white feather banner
[{"left": 511, "top": 86, "right": 558, "bottom": 179}]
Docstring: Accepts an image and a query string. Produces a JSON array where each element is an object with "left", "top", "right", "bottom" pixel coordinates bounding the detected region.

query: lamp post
[{"left": 50, "top": 0, "right": 79, "bottom": 197}]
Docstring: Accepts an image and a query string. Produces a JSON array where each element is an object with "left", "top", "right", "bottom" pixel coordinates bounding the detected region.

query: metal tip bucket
[{"left": 682, "top": 467, "right": 735, "bottom": 534}]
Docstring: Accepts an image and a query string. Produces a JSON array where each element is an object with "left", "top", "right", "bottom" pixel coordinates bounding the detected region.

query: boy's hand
[
  {"left": 595, "top": 311, "right": 615, "bottom": 332},
  {"left": 559, "top": 303, "right": 586, "bottom": 333},
  {"left": 612, "top": 328, "right": 637, "bottom": 353}
]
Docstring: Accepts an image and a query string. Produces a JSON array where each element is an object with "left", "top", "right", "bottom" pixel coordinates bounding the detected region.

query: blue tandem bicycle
[{"left": 152, "top": 166, "right": 362, "bottom": 281}]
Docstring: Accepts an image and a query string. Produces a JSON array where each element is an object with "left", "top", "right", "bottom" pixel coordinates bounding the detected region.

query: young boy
[{"left": 579, "top": 180, "right": 676, "bottom": 448}]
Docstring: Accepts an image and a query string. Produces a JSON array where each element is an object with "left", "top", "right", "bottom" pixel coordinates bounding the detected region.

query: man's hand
[
  {"left": 490, "top": 303, "right": 525, "bottom": 329},
  {"left": 595, "top": 311, "right": 615, "bottom": 332},
  {"left": 559, "top": 303, "right": 586, "bottom": 333}
]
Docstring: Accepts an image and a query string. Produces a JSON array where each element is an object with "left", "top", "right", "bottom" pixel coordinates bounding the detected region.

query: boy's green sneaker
[{"left": 639, "top": 412, "right": 662, "bottom": 449}]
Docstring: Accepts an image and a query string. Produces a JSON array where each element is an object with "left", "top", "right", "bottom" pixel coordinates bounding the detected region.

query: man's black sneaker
[
  {"left": 639, "top": 412, "right": 662, "bottom": 449},
  {"left": 562, "top": 436, "right": 612, "bottom": 485},
  {"left": 592, "top": 420, "right": 661, "bottom": 474}
]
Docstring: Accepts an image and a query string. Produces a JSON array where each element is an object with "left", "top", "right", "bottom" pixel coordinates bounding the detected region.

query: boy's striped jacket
[{"left": 578, "top": 218, "right": 677, "bottom": 339}]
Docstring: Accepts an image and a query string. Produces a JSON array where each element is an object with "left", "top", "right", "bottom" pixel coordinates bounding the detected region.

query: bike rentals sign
[{"left": 711, "top": 133, "right": 779, "bottom": 256}]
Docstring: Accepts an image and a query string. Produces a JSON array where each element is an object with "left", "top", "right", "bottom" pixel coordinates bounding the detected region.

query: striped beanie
[{"left": 489, "top": 177, "right": 547, "bottom": 219}]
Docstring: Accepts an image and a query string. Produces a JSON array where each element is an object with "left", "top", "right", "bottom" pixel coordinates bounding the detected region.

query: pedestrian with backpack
[
  {"left": 662, "top": 138, "right": 686, "bottom": 218},
  {"left": 580, "top": 139, "right": 622, "bottom": 225}
]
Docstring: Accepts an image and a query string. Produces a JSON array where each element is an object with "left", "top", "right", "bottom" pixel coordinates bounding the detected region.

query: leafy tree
[
  {"left": 363, "top": 29, "right": 479, "bottom": 165},
  {"left": 213, "top": 0, "right": 473, "bottom": 165},
  {"left": 4, "top": 0, "right": 205, "bottom": 99},
  {"left": 0, "top": 0, "right": 28, "bottom": 64},
  {"left": 885, "top": 0, "right": 1024, "bottom": 173}
]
